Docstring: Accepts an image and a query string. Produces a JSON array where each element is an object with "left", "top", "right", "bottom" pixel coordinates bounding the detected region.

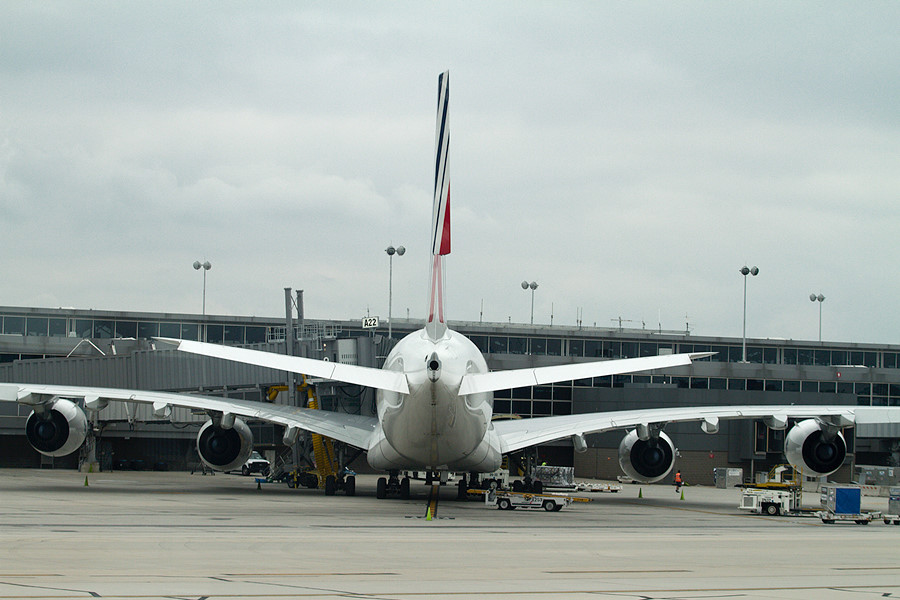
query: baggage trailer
[
  {"left": 882, "top": 487, "right": 900, "bottom": 525},
  {"left": 817, "top": 486, "right": 880, "bottom": 524}
]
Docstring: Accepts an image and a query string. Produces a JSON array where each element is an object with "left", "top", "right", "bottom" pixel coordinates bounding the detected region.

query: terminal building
[{"left": 2, "top": 304, "right": 899, "bottom": 485}]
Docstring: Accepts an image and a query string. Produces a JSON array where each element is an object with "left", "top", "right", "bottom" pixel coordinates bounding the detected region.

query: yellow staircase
[
  {"left": 300, "top": 380, "right": 338, "bottom": 489},
  {"left": 267, "top": 379, "right": 338, "bottom": 489}
]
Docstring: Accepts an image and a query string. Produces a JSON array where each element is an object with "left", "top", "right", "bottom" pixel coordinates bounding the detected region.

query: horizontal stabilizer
[
  {"left": 155, "top": 338, "right": 410, "bottom": 395},
  {"left": 459, "top": 352, "right": 713, "bottom": 396}
]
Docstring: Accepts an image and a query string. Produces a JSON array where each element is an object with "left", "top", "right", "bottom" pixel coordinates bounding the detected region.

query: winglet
[{"left": 426, "top": 70, "right": 450, "bottom": 341}]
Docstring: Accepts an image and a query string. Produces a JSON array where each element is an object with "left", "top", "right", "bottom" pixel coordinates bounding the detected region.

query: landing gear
[
  {"left": 400, "top": 476, "right": 411, "bottom": 499},
  {"left": 457, "top": 478, "right": 468, "bottom": 500},
  {"left": 375, "top": 471, "right": 413, "bottom": 499}
]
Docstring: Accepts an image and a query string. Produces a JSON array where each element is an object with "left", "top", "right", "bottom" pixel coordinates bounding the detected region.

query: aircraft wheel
[
  {"left": 457, "top": 479, "right": 468, "bottom": 500},
  {"left": 345, "top": 476, "right": 356, "bottom": 497},
  {"left": 376, "top": 477, "right": 387, "bottom": 499},
  {"left": 400, "top": 477, "right": 411, "bottom": 500},
  {"left": 498, "top": 498, "right": 512, "bottom": 511},
  {"left": 542, "top": 500, "right": 555, "bottom": 511}
]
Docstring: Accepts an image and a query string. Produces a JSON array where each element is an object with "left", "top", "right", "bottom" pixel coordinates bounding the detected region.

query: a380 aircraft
[{"left": 2, "top": 72, "right": 899, "bottom": 499}]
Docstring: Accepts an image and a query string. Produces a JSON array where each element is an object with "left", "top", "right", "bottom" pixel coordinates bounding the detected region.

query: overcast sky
[{"left": 2, "top": 2, "right": 898, "bottom": 345}]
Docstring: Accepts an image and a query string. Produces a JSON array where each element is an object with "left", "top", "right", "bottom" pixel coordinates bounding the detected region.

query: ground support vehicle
[
  {"left": 239, "top": 451, "right": 270, "bottom": 476},
  {"left": 475, "top": 488, "right": 589, "bottom": 511},
  {"left": 739, "top": 488, "right": 796, "bottom": 516}
]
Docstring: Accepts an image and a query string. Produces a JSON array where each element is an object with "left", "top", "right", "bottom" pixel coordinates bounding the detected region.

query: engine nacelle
[
  {"left": 618, "top": 429, "right": 676, "bottom": 483},
  {"left": 196, "top": 418, "right": 254, "bottom": 472},
  {"left": 784, "top": 418, "right": 847, "bottom": 477},
  {"left": 25, "top": 399, "right": 89, "bottom": 457}
]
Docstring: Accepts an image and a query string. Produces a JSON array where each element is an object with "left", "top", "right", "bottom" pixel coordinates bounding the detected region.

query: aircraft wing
[
  {"left": 156, "top": 338, "right": 409, "bottom": 395},
  {"left": 492, "top": 404, "right": 900, "bottom": 454},
  {"left": 458, "top": 352, "right": 714, "bottom": 396},
  {"left": 0, "top": 383, "right": 378, "bottom": 449}
]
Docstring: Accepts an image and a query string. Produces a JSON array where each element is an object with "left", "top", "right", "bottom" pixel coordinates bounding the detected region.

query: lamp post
[
  {"left": 521, "top": 280, "right": 538, "bottom": 325},
  {"left": 385, "top": 245, "right": 405, "bottom": 339},
  {"left": 193, "top": 260, "right": 211, "bottom": 316},
  {"left": 740, "top": 265, "right": 758, "bottom": 362},
  {"left": 810, "top": 293, "right": 825, "bottom": 342}
]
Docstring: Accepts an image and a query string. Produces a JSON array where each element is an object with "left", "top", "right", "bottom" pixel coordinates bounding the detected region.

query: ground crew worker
[{"left": 674, "top": 470, "right": 683, "bottom": 492}]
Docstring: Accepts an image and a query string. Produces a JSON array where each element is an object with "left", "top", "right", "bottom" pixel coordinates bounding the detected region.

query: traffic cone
[
  {"left": 638, "top": 488, "right": 643, "bottom": 499},
  {"left": 84, "top": 476, "right": 89, "bottom": 487},
  {"left": 680, "top": 489, "right": 685, "bottom": 501}
]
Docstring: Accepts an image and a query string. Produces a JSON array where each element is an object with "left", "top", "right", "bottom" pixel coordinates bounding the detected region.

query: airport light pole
[
  {"left": 386, "top": 245, "right": 405, "bottom": 339},
  {"left": 193, "top": 260, "right": 212, "bottom": 316},
  {"left": 521, "top": 281, "right": 538, "bottom": 325},
  {"left": 740, "top": 266, "right": 758, "bottom": 362},
  {"left": 810, "top": 293, "right": 825, "bottom": 341}
]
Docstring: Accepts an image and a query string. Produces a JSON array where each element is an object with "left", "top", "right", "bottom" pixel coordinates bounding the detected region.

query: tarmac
[{"left": 0, "top": 468, "right": 897, "bottom": 600}]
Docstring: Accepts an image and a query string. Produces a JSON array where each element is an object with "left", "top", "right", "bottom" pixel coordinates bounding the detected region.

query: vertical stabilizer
[{"left": 426, "top": 71, "right": 450, "bottom": 341}]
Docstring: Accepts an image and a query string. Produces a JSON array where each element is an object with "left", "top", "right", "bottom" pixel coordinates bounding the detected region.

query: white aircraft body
[{"left": 2, "top": 71, "right": 900, "bottom": 498}]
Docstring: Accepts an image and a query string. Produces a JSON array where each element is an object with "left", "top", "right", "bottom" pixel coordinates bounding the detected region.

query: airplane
[{"left": 2, "top": 71, "right": 899, "bottom": 500}]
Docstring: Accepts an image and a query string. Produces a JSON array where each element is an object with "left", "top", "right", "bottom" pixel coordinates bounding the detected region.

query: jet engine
[
  {"left": 25, "top": 398, "right": 89, "bottom": 457},
  {"left": 784, "top": 418, "right": 846, "bottom": 476},
  {"left": 196, "top": 417, "right": 254, "bottom": 472},
  {"left": 618, "top": 429, "right": 676, "bottom": 483}
]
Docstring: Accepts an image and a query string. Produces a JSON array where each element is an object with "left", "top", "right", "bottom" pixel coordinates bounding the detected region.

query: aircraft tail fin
[{"left": 426, "top": 70, "right": 450, "bottom": 341}]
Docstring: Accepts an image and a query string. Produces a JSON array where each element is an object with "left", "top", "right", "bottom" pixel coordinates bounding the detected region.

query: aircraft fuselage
[{"left": 365, "top": 327, "right": 502, "bottom": 472}]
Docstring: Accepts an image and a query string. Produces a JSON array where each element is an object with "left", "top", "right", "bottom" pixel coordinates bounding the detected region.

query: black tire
[
  {"left": 376, "top": 477, "right": 387, "bottom": 499},
  {"left": 822, "top": 519, "right": 835, "bottom": 524},
  {"left": 457, "top": 480, "right": 468, "bottom": 500},
  {"left": 532, "top": 480, "right": 543, "bottom": 494},
  {"left": 400, "top": 477, "right": 411, "bottom": 500},
  {"left": 543, "top": 500, "right": 555, "bottom": 511},
  {"left": 498, "top": 498, "right": 512, "bottom": 510},
  {"left": 304, "top": 474, "right": 318, "bottom": 489},
  {"left": 325, "top": 475, "right": 336, "bottom": 496},
  {"left": 765, "top": 504, "right": 779, "bottom": 516},
  {"left": 345, "top": 476, "right": 356, "bottom": 497},
  {"left": 241, "top": 465, "right": 250, "bottom": 476},
  {"left": 512, "top": 480, "right": 524, "bottom": 492},
  {"left": 552, "top": 504, "right": 564, "bottom": 512}
]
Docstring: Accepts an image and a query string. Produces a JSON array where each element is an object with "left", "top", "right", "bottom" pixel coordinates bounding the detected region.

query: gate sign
[{"left": 362, "top": 317, "right": 379, "bottom": 329}]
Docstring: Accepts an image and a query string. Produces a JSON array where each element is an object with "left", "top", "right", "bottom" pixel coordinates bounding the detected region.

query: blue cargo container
[{"left": 823, "top": 486, "right": 861, "bottom": 514}]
